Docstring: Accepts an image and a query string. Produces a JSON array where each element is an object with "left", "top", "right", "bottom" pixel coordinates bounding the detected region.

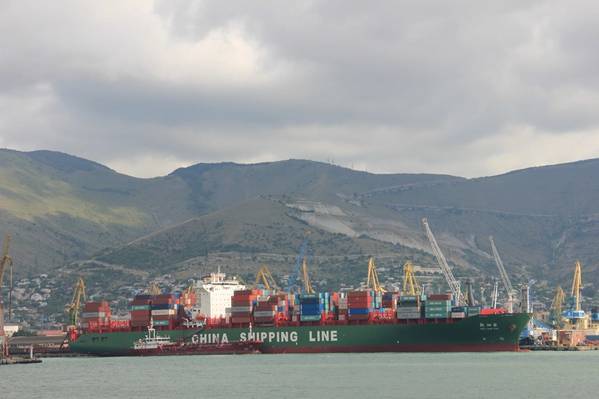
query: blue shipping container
[{"left": 348, "top": 308, "right": 370, "bottom": 315}]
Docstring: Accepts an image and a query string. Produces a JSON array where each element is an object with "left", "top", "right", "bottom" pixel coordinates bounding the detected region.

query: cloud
[{"left": 1, "top": 0, "right": 599, "bottom": 177}]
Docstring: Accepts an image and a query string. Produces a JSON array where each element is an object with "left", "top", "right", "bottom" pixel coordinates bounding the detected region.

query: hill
[
  {"left": 3, "top": 148, "right": 599, "bottom": 297},
  {"left": 0, "top": 149, "right": 458, "bottom": 275}
]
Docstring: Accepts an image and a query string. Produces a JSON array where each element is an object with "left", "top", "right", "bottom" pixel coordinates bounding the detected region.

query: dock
[{"left": 1, "top": 357, "right": 42, "bottom": 365}]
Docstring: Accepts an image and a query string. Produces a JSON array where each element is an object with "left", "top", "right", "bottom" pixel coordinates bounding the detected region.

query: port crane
[
  {"left": 402, "top": 261, "right": 420, "bottom": 296},
  {"left": 65, "top": 277, "right": 87, "bottom": 326},
  {"left": 255, "top": 265, "right": 279, "bottom": 291},
  {"left": 489, "top": 236, "right": 516, "bottom": 312},
  {"left": 287, "top": 234, "right": 313, "bottom": 293},
  {"left": 0, "top": 234, "right": 14, "bottom": 359},
  {"left": 571, "top": 260, "right": 582, "bottom": 312},
  {"left": 490, "top": 279, "right": 499, "bottom": 309},
  {"left": 550, "top": 286, "right": 566, "bottom": 328},
  {"left": 421, "top": 218, "right": 464, "bottom": 305},
  {"left": 147, "top": 282, "right": 161, "bottom": 295},
  {"left": 366, "top": 257, "right": 385, "bottom": 293},
  {"left": 301, "top": 258, "right": 315, "bottom": 294}
]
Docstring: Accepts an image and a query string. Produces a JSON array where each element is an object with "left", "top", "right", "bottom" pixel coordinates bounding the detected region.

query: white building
[
  {"left": 193, "top": 271, "right": 245, "bottom": 319},
  {"left": 3, "top": 323, "right": 20, "bottom": 337}
]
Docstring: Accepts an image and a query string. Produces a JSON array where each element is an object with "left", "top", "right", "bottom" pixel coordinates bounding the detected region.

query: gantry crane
[
  {"left": 255, "top": 265, "right": 279, "bottom": 291},
  {"left": 421, "top": 218, "right": 464, "bottom": 305},
  {"left": 402, "top": 261, "right": 420, "bottom": 296},
  {"left": 0, "top": 234, "right": 14, "bottom": 358},
  {"left": 366, "top": 257, "right": 385, "bottom": 293},
  {"left": 550, "top": 286, "right": 565, "bottom": 328},
  {"left": 65, "top": 277, "right": 87, "bottom": 326},
  {"left": 489, "top": 236, "right": 517, "bottom": 312}
]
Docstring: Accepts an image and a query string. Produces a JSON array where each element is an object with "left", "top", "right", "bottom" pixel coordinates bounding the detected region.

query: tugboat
[
  {"left": 130, "top": 320, "right": 261, "bottom": 356},
  {"left": 133, "top": 320, "right": 176, "bottom": 351}
]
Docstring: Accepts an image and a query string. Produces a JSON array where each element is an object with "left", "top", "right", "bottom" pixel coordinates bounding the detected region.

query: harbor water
[{"left": 2, "top": 352, "right": 598, "bottom": 398}]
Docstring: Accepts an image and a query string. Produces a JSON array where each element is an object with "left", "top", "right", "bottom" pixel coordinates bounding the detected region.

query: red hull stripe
[{"left": 262, "top": 343, "right": 520, "bottom": 353}]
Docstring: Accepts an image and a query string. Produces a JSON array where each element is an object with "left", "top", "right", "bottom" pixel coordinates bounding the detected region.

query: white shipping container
[
  {"left": 451, "top": 312, "right": 466, "bottom": 318},
  {"left": 397, "top": 314, "right": 420, "bottom": 319},
  {"left": 81, "top": 312, "right": 106, "bottom": 318},
  {"left": 151, "top": 309, "right": 175, "bottom": 316}
]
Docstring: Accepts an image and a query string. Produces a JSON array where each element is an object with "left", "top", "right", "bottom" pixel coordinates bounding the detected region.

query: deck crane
[
  {"left": 489, "top": 236, "right": 516, "bottom": 312},
  {"left": 550, "top": 286, "right": 566, "bottom": 328},
  {"left": 0, "top": 234, "right": 14, "bottom": 359},
  {"left": 402, "top": 261, "right": 420, "bottom": 296},
  {"left": 65, "top": 277, "right": 87, "bottom": 326},
  {"left": 255, "top": 265, "right": 279, "bottom": 291},
  {"left": 421, "top": 218, "right": 464, "bottom": 305}
]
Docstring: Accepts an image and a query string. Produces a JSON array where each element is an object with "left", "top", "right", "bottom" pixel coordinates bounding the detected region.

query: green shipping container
[{"left": 130, "top": 305, "right": 151, "bottom": 311}]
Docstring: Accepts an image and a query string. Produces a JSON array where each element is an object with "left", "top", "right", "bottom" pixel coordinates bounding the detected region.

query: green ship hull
[{"left": 70, "top": 313, "right": 531, "bottom": 355}]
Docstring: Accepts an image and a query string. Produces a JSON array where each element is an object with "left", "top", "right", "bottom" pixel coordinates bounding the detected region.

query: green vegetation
[{"left": 2, "top": 149, "right": 599, "bottom": 296}]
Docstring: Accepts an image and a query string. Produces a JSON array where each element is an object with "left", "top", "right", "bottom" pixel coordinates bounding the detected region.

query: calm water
[{"left": 2, "top": 352, "right": 598, "bottom": 398}]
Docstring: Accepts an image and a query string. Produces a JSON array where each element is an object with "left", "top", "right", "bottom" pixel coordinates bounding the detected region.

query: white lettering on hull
[{"left": 197, "top": 329, "right": 339, "bottom": 344}]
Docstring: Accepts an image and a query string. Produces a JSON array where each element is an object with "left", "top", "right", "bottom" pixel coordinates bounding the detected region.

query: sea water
[{"left": 1, "top": 352, "right": 598, "bottom": 399}]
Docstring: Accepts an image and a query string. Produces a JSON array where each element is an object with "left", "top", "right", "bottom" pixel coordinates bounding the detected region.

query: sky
[{"left": 1, "top": 1, "right": 599, "bottom": 178}]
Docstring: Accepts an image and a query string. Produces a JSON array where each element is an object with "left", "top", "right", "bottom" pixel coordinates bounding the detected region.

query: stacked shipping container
[
  {"left": 347, "top": 291, "right": 372, "bottom": 321},
  {"left": 299, "top": 294, "right": 323, "bottom": 322},
  {"left": 425, "top": 294, "right": 452, "bottom": 318},
  {"left": 81, "top": 301, "right": 111, "bottom": 329},
  {"left": 151, "top": 294, "right": 179, "bottom": 327},
  {"left": 230, "top": 289, "right": 260, "bottom": 324},
  {"left": 396, "top": 295, "right": 420, "bottom": 319}
]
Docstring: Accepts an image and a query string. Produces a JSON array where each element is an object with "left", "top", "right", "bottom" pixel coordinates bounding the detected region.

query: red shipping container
[
  {"left": 348, "top": 291, "right": 371, "bottom": 298},
  {"left": 231, "top": 299, "right": 253, "bottom": 306},
  {"left": 84, "top": 301, "right": 110, "bottom": 312},
  {"left": 348, "top": 298, "right": 372, "bottom": 306},
  {"left": 231, "top": 311, "right": 252, "bottom": 318},
  {"left": 130, "top": 310, "right": 150, "bottom": 316},
  {"left": 254, "top": 317, "right": 275, "bottom": 323},
  {"left": 231, "top": 316, "right": 251, "bottom": 323},
  {"left": 428, "top": 294, "right": 452, "bottom": 300},
  {"left": 348, "top": 314, "right": 370, "bottom": 320}
]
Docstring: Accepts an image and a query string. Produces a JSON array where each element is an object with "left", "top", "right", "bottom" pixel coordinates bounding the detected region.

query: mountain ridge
[{"left": 1, "top": 148, "right": 599, "bottom": 298}]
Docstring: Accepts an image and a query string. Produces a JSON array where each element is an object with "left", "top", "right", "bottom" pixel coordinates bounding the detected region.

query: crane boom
[
  {"left": 571, "top": 260, "right": 582, "bottom": 311},
  {"left": 402, "top": 261, "right": 420, "bottom": 296},
  {"left": 489, "top": 236, "right": 515, "bottom": 312},
  {"left": 550, "top": 285, "right": 565, "bottom": 328},
  {"left": 421, "top": 218, "right": 463, "bottom": 304},
  {"left": 65, "top": 277, "right": 86, "bottom": 326},
  {"left": 366, "top": 257, "right": 385, "bottom": 293},
  {"left": 301, "top": 258, "right": 315, "bottom": 294},
  {"left": 287, "top": 233, "right": 311, "bottom": 293},
  {"left": 255, "top": 265, "right": 278, "bottom": 291}
]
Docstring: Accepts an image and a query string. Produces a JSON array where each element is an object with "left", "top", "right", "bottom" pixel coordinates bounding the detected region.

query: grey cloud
[{"left": 1, "top": 0, "right": 599, "bottom": 177}]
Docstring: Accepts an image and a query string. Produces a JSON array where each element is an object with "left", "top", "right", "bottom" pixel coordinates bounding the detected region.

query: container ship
[{"left": 69, "top": 272, "right": 531, "bottom": 355}]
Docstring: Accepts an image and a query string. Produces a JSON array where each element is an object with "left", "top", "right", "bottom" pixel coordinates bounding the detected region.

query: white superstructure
[{"left": 192, "top": 271, "right": 245, "bottom": 318}]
